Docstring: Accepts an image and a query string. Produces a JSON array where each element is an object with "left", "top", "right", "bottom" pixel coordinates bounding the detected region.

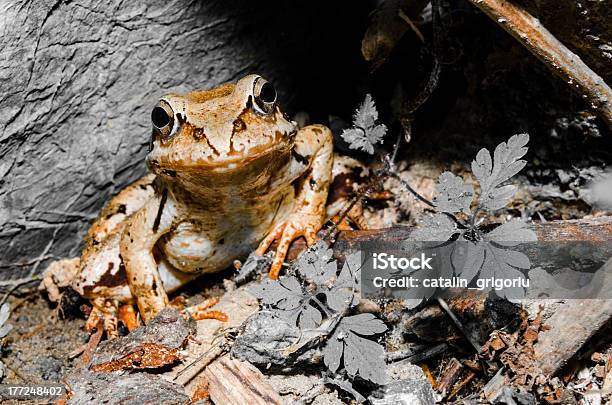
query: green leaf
[
  {"left": 472, "top": 134, "right": 529, "bottom": 211},
  {"left": 410, "top": 213, "right": 458, "bottom": 241},
  {"left": 325, "top": 252, "right": 362, "bottom": 312},
  {"left": 341, "top": 94, "right": 387, "bottom": 155},
  {"left": 433, "top": 171, "right": 474, "bottom": 214},
  {"left": 322, "top": 314, "right": 388, "bottom": 385},
  {"left": 296, "top": 241, "right": 337, "bottom": 284},
  {"left": 486, "top": 219, "right": 537, "bottom": 246}
]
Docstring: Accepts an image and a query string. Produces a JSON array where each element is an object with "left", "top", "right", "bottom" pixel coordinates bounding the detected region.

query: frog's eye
[
  {"left": 151, "top": 101, "right": 174, "bottom": 139},
  {"left": 253, "top": 78, "right": 276, "bottom": 114}
]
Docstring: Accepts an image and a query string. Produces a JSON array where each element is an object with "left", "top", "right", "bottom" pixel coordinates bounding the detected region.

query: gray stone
[
  {"left": 231, "top": 311, "right": 301, "bottom": 367},
  {"left": 65, "top": 370, "right": 190, "bottom": 405},
  {"left": 368, "top": 362, "right": 437, "bottom": 405},
  {"left": 89, "top": 308, "right": 194, "bottom": 370},
  {"left": 492, "top": 387, "right": 537, "bottom": 405}
]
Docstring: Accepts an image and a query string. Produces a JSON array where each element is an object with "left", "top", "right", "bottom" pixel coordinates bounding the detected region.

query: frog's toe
[
  {"left": 269, "top": 220, "right": 319, "bottom": 280},
  {"left": 118, "top": 304, "right": 139, "bottom": 332},
  {"left": 85, "top": 306, "right": 103, "bottom": 334},
  {"left": 184, "top": 297, "right": 228, "bottom": 322},
  {"left": 255, "top": 222, "right": 287, "bottom": 256},
  {"left": 86, "top": 298, "right": 120, "bottom": 339}
]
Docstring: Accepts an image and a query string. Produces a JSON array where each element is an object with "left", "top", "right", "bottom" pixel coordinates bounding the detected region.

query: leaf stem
[
  {"left": 310, "top": 294, "right": 335, "bottom": 319},
  {"left": 385, "top": 171, "right": 467, "bottom": 228},
  {"left": 385, "top": 170, "right": 434, "bottom": 208}
]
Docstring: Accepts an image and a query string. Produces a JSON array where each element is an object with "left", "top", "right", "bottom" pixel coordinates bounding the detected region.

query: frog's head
[{"left": 146, "top": 75, "right": 297, "bottom": 176}]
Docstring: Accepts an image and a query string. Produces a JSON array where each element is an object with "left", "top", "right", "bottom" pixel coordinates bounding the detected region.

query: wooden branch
[
  {"left": 285, "top": 216, "right": 612, "bottom": 261},
  {"left": 533, "top": 257, "right": 612, "bottom": 376},
  {"left": 466, "top": 0, "right": 612, "bottom": 129},
  {"left": 203, "top": 356, "right": 282, "bottom": 405}
]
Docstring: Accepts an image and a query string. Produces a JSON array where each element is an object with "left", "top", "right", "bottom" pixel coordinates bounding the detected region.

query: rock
[
  {"left": 231, "top": 311, "right": 301, "bottom": 367},
  {"left": 65, "top": 369, "right": 190, "bottom": 405},
  {"left": 368, "top": 362, "right": 437, "bottom": 405},
  {"left": 88, "top": 308, "right": 194, "bottom": 372},
  {"left": 492, "top": 387, "right": 537, "bottom": 405}
]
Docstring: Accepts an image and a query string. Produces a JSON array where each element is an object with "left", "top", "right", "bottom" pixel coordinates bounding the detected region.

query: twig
[
  {"left": 77, "top": 320, "right": 104, "bottom": 368},
  {"left": 0, "top": 276, "right": 42, "bottom": 306},
  {"left": 298, "top": 384, "right": 327, "bottom": 404},
  {"left": 466, "top": 0, "right": 612, "bottom": 128},
  {"left": 437, "top": 358, "right": 464, "bottom": 398},
  {"left": 385, "top": 344, "right": 428, "bottom": 362},
  {"left": 391, "top": 343, "right": 449, "bottom": 364},
  {"left": 385, "top": 170, "right": 467, "bottom": 228},
  {"left": 398, "top": 9, "right": 425, "bottom": 43},
  {"left": 437, "top": 297, "right": 481, "bottom": 353},
  {"left": 447, "top": 370, "right": 476, "bottom": 401},
  {"left": 173, "top": 338, "right": 226, "bottom": 385},
  {"left": 386, "top": 170, "right": 435, "bottom": 208}
]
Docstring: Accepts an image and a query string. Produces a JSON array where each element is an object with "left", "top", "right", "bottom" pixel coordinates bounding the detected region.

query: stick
[
  {"left": 284, "top": 216, "right": 612, "bottom": 261},
  {"left": 466, "top": 0, "right": 612, "bottom": 128},
  {"left": 393, "top": 343, "right": 449, "bottom": 365},
  {"left": 203, "top": 356, "right": 282, "bottom": 405}
]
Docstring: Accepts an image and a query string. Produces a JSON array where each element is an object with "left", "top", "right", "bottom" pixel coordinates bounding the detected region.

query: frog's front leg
[
  {"left": 257, "top": 124, "right": 333, "bottom": 279},
  {"left": 120, "top": 191, "right": 176, "bottom": 322}
]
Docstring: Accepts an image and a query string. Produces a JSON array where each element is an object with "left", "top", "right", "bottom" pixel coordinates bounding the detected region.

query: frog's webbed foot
[
  {"left": 39, "top": 258, "right": 81, "bottom": 303},
  {"left": 183, "top": 297, "right": 228, "bottom": 322},
  {"left": 86, "top": 298, "right": 120, "bottom": 339},
  {"left": 256, "top": 212, "right": 322, "bottom": 279}
]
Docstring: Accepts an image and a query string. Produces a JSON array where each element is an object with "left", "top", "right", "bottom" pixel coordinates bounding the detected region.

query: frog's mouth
[{"left": 147, "top": 133, "right": 295, "bottom": 175}]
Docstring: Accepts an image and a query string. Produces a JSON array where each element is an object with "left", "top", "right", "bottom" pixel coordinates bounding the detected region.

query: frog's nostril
[{"left": 152, "top": 106, "right": 170, "bottom": 128}]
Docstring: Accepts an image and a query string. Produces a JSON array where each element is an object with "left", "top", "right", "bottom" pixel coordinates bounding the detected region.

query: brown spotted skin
[{"left": 42, "top": 75, "right": 354, "bottom": 329}]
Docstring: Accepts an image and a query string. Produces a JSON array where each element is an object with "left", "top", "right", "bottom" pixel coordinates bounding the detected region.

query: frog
[{"left": 41, "top": 74, "right": 368, "bottom": 338}]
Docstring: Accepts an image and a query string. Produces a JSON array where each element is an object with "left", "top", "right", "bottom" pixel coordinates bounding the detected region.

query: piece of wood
[
  {"left": 392, "top": 343, "right": 449, "bottom": 365},
  {"left": 533, "top": 257, "right": 612, "bottom": 376},
  {"left": 482, "top": 368, "right": 508, "bottom": 403},
  {"left": 285, "top": 216, "right": 612, "bottom": 261},
  {"left": 465, "top": 0, "right": 612, "bottom": 129},
  {"left": 203, "top": 356, "right": 282, "bottom": 405},
  {"left": 437, "top": 358, "right": 464, "bottom": 398}
]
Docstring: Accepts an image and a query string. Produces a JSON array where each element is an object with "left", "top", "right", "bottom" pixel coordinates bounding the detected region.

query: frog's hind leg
[
  {"left": 40, "top": 257, "right": 81, "bottom": 303},
  {"left": 41, "top": 174, "right": 156, "bottom": 306}
]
